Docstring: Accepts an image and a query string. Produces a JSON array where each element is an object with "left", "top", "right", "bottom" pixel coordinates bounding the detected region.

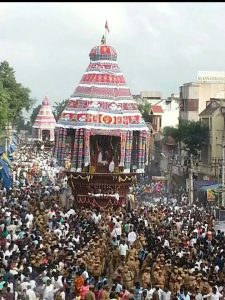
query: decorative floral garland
[
  {"left": 70, "top": 174, "right": 91, "bottom": 181},
  {"left": 69, "top": 173, "right": 136, "bottom": 183},
  {"left": 76, "top": 195, "right": 123, "bottom": 209},
  {"left": 118, "top": 175, "right": 136, "bottom": 182}
]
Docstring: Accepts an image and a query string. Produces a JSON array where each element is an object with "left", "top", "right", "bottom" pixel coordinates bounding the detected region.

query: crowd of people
[{"left": 0, "top": 144, "right": 224, "bottom": 300}]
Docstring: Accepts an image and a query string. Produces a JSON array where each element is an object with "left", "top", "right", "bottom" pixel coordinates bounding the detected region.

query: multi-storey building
[
  {"left": 180, "top": 71, "right": 225, "bottom": 122},
  {"left": 198, "top": 98, "right": 225, "bottom": 181}
]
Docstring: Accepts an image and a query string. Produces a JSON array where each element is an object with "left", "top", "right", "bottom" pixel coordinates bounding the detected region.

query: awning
[
  {"left": 194, "top": 180, "right": 217, "bottom": 190},
  {"left": 199, "top": 183, "right": 222, "bottom": 192},
  {"left": 152, "top": 176, "right": 167, "bottom": 181}
]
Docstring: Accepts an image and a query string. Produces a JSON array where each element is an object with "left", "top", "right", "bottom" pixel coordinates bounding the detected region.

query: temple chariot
[
  {"left": 32, "top": 96, "right": 56, "bottom": 149},
  {"left": 54, "top": 35, "right": 150, "bottom": 208}
]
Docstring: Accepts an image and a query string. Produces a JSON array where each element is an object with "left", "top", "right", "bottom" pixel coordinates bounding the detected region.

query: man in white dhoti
[
  {"left": 97, "top": 149, "right": 103, "bottom": 163},
  {"left": 109, "top": 158, "right": 115, "bottom": 173}
]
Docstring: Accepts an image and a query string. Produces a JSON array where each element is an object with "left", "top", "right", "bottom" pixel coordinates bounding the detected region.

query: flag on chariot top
[{"left": 105, "top": 20, "right": 109, "bottom": 33}]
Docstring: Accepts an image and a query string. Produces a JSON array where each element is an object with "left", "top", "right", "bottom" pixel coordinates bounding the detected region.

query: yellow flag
[{"left": 1, "top": 152, "right": 11, "bottom": 167}]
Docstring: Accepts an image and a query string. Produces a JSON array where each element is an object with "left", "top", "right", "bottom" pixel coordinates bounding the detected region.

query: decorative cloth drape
[
  {"left": 84, "top": 129, "right": 90, "bottom": 167},
  {"left": 137, "top": 131, "right": 148, "bottom": 171},
  {"left": 132, "top": 132, "right": 138, "bottom": 168},
  {"left": 137, "top": 131, "right": 145, "bottom": 172},
  {"left": 77, "top": 129, "right": 84, "bottom": 171},
  {"left": 124, "top": 131, "right": 133, "bottom": 172},
  {"left": 72, "top": 129, "right": 79, "bottom": 169},
  {"left": 141, "top": 131, "right": 147, "bottom": 169},
  {"left": 145, "top": 131, "right": 150, "bottom": 166},
  {"left": 119, "top": 131, "right": 126, "bottom": 167},
  {"left": 54, "top": 128, "right": 67, "bottom": 166},
  {"left": 71, "top": 129, "right": 85, "bottom": 171}
]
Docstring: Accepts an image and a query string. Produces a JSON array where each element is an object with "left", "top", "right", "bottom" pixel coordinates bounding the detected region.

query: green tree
[
  {"left": 53, "top": 99, "right": 68, "bottom": 121},
  {"left": 14, "top": 116, "right": 32, "bottom": 134},
  {"left": 169, "top": 119, "right": 209, "bottom": 156},
  {"left": 0, "top": 61, "right": 34, "bottom": 125},
  {"left": 137, "top": 102, "right": 152, "bottom": 123},
  {"left": 0, "top": 81, "right": 10, "bottom": 128}
]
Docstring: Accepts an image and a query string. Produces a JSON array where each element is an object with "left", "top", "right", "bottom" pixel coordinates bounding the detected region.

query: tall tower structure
[
  {"left": 54, "top": 36, "right": 150, "bottom": 208},
  {"left": 32, "top": 96, "right": 56, "bottom": 142}
]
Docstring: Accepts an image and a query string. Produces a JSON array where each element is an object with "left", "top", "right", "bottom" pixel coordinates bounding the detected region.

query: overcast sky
[{"left": 1, "top": 2, "right": 225, "bottom": 113}]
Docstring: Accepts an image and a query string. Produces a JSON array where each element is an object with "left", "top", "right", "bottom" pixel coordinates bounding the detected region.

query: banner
[{"left": 207, "top": 189, "right": 218, "bottom": 202}]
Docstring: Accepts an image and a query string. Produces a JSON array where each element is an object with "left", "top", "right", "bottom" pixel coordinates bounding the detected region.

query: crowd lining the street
[{"left": 0, "top": 145, "right": 224, "bottom": 300}]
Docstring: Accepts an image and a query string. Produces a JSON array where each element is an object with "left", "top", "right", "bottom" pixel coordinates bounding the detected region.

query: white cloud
[{"left": 0, "top": 2, "right": 225, "bottom": 114}]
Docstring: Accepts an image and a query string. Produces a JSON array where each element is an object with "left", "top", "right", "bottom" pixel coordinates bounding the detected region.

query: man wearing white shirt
[
  {"left": 21, "top": 278, "right": 30, "bottom": 291},
  {"left": 178, "top": 290, "right": 191, "bottom": 300},
  {"left": 203, "top": 287, "right": 223, "bottom": 300},
  {"left": 146, "top": 287, "right": 155, "bottom": 300},
  {"left": 119, "top": 240, "right": 128, "bottom": 261},
  {"left": 59, "top": 288, "right": 66, "bottom": 300},
  {"left": 54, "top": 227, "right": 62, "bottom": 239},
  {"left": 163, "top": 239, "right": 170, "bottom": 248},
  {"left": 195, "top": 288, "right": 203, "bottom": 300},
  {"left": 128, "top": 228, "right": 137, "bottom": 246},
  {"left": 43, "top": 279, "right": 58, "bottom": 300},
  {"left": 29, "top": 279, "right": 36, "bottom": 291},
  {"left": 7, "top": 223, "right": 18, "bottom": 234},
  {"left": 26, "top": 285, "right": 37, "bottom": 300},
  {"left": 161, "top": 288, "right": 171, "bottom": 300},
  {"left": 6, "top": 231, "right": 18, "bottom": 242},
  {"left": 115, "top": 224, "right": 122, "bottom": 239},
  {"left": 92, "top": 211, "right": 101, "bottom": 224}
]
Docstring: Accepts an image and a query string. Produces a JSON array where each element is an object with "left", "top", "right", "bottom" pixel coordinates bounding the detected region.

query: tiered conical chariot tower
[
  {"left": 32, "top": 96, "right": 56, "bottom": 142},
  {"left": 54, "top": 36, "right": 150, "bottom": 208}
]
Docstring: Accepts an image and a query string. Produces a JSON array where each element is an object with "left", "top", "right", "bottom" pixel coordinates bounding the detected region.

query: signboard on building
[
  {"left": 197, "top": 71, "right": 225, "bottom": 83},
  {"left": 207, "top": 189, "right": 218, "bottom": 202}
]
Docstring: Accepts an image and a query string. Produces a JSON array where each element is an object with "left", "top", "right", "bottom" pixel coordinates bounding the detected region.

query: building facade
[
  {"left": 198, "top": 99, "right": 225, "bottom": 181},
  {"left": 180, "top": 71, "right": 225, "bottom": 122},
  {"left": 160, "top": 94, "right": 179, "bottom": 129}
]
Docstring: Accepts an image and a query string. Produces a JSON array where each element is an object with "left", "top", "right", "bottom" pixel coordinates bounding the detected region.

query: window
[
  {"left": 201, "top": 144, "right": 209, "bottom": 163},
  {"left": 201, "top": 118, "right": 209, "bottom": 128}
]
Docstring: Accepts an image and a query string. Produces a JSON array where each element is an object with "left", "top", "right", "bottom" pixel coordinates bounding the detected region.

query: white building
[
  {"left": 180, "top": 71, "right": 225, "bottom": 121},
  {"left": 160, "top": 94, "right": 180, "bottom": 129},
  {"left": 133, "top": 91, "right": 179, "bottom": 129}
]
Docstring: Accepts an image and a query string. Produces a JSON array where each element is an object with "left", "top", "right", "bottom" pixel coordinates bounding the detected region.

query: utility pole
[
  {"left": 5, "top": 122, "right": 8, "bottom": 153},
  {"left": 222, "top": 143, "right": 225, "bottom": 206},
  {"left": 188, "top": 154, "right": 194, "bottom": 205},
  {"left": 167, "top": 155, "right": 173, "bottom": 197}
]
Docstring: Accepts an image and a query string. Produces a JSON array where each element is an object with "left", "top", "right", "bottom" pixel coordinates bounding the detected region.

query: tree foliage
[
  {"left": 168, "top": 119, "right": 209, "bottom": 156},
  {"left": 15, "top": 116, "right": 32, "bottom": 133},
  {"left": 137, "top": 102, "right": 152, "bottom": 123},
  {"left": 0, "top": 61, "right": 34, "bottom": 128},
  {"left": 53, "top": 99, "right": 68, "bottom": 121}
]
